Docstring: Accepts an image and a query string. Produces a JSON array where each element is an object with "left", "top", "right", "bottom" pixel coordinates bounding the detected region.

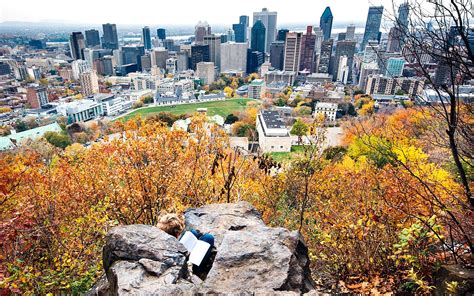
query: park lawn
[
  {"left": 118, "top": 98, "right": 257, "bottom": 121},
  {"left": 268, "top": 146, "right": 306, "bottom": 163}
]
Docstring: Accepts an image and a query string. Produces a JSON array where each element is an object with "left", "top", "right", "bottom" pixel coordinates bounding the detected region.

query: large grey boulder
[{"left": 97, "top": 202, "right": 314, "bottom": 295}]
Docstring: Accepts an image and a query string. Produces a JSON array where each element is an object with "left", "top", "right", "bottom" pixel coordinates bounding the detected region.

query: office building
[
  {"left": 85, "top": 29, "right": 100, "bottom": 47},
  {"left": 387, "top": 27, "right": 402, "bottom": 52},
  {"left": 221, "top": 42, "right": 248, "bottom": 73},
  {"left": 317, "top": 39, "right": 333, "bottom": 73},
  {"left": 80, "top": 71, "right": 99, "bottom": 96},
  {"left": 346, "top": 24, "right": 356, "bottom": 40},
  {"left": 69, "top": 32, "right": 85, "bottom": 60},
  {"left": 26, "top": 86, "right": 48, "bottom": 108},
  {"left": 336, "top": 56, "right": 349, "bottom": 84},
  {"left": 226, "top": 28, "right": 235, "bottom": 42},
  {"left": 0, "top": 62, "right": 11, "bottom": 76},
  {"left": 190, "top": 44, "right": 210, "bottom": 70},
  {"left": 300, "top": 26, "right": 316, "bottom": 72},
  {"left": 233, "top": 15, "right": 249, "bottom": 43},
  {"left": 166, "top": 58, "right": 177, "bottom": 74},
  {"left": 177, "top": 52, "right": 189, "bottom": 72},
  {"left": 57, "top": 99, "right": 103, "bottom": 123},
  {"left": 277, "top": 29, "right": 289, "bottom": 42},
  {"left": 338, "top": 33, "right": 347, "bottom": 41},
  {"left": 362, "top": 41, "right": 380, "bottom": 64},
  {"left": 113, "top": 49, "right": 123, "bottom": 66},
  {"left": 270, "top": 41, "right": 285, "bottom": 70},
  {"left": 140, "top": 54, "right": 152, "bottom": 72},
  {"left": 320, "top": 7, "right": 333, "bottom": 41},
  {"left": 366, "top": 75, "right": 424, "bottom": 96},
  {"left": 253, "top": 8, "right": 278, "bottom": 53},
  {"left": 283, "top": 32, "right": 302, "bottom": 72},
  {"left": 385, "top": 57, "right": 406, "bottom": 77},
  {"left": 256, "top": 110, "right": 291, "bottom": 153},
  {"left": 142, "top": 26, "right": 152, "bottom": 50},
  {"left": 83, "top": 48, "right": 101, "bottom": 69},
  {"left": 97, "top": 56, "right": 115, "bottom": 76},
  {"left": 333, "top": 40, "right": 356, "bottom": 81},
  {"left": 151, "top": 48, "right": 169, "bottom": 69},
  {"left": 196, "top": 62, "right": 215, "bottom": 85},
  {"left": 361, "top": 6, "right": 384, "bottom": 51},
  {"left": 27, "top": 67, "right": 41, "bottom": 80},
  {"left": 264, "top": 70, "right": 296, "bottom": 85},
  {"left": 102, "top": 23, "right": 119, "bottom": 50},
  {"left": 397, "top": 2, "right": 410, "bottom": 32},
  {"left": 122, "top": 45, "right": 145, "bottom": 70},
  {"left": 195, "top": 21, "right": 211, "bottom": 44},
  {"left": 157, "top": 28, "right": 166, "bottom": 41},
  {"left": 251, "top": 20, "right": 266, "bottom": 54},
  {"left": 247, "top": 49, "right": 264, "bottom": 74},
  {"left": 204, "top": 35, "right": 221, "bottom": 69}
]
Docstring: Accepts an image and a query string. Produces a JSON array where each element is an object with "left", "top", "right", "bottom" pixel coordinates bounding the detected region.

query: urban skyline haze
[{"left": 1, "top": 0, "right": 398, "bottom": 25}]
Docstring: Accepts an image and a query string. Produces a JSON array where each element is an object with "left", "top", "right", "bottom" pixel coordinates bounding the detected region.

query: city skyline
[{"left": 1, "top": 0, "right": 397, "bottom": 25}]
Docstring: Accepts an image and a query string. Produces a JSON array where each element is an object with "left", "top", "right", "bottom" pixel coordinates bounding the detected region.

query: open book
[{"left": 179, "top": 231, "right": 211, "bottom": 266}]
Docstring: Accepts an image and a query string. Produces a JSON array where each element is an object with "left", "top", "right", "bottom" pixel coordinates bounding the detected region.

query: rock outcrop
[{"left": 91, "top": 202, "right": 315, "bottom": 295}]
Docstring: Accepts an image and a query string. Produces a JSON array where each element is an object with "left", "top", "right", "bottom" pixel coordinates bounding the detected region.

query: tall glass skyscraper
[
  {"left": 85, "top": 29, "right": 100, "bottom": 48},
  {"left": 233, "top": 15, "right": 249, "bottom": 43},
  {"left": 251, "top": 20, "right": 266, "bottom": 54},
  {"left": 142, "top": 26, "right": 152, "bottom": 50},
  {"left": 69, "top": 32, "right": 86, "bottom": 60},
  {"left": 320, "top": 7, "right": 333, "bottom": 41},
  {"left": 277, "top": 29, "right": 289, "bottom": 42},
  {"left": 361, "top": 6, "right": 384, "bottom": 51},
  {"left": 253, "top": 8, "right": 277, "bottom": 53},
  {"left": 102, "top": 23, "right": 119, "bottom": 50},
  {"left": 157, "top": 28, "right": 166, "bottom": 41}
]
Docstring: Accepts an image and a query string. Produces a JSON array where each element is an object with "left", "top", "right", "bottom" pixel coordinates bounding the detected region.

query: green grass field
[
  {"left": 118, "top": 98, "right": 256, "bottom": 121},
  {"left": 268, "top": 146, "right": 306, "bottom": 163}
]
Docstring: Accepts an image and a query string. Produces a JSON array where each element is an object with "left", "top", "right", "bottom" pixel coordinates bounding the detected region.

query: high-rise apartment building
[
  {"left": 253, "top": 8, "right": 277, "bottom": 53},
  {"left": 102, "top": 23, "right": 119, "bottom": 50},
  {"left": 320, "top": 7, "right": 333, "bottom": 41},
  {"left": 204, "top": 35, "right": 221, "bottom": 69},
  {"left": 361, "top": 6, "right": 384, "bottom": 51},
  {"left": 69, "top": 32, "right": 86, "bottom": 60},
  {"left": 283, "top": 32, "right": 302, "bottom": 72},
  {"left": 85, "top": 29, "right": 100, "bottom": 48},
  {"left": 80, "top": 71, "right": 99, "bottom": 96},
  {"left": 142, "top": 26, "right": 152, "bottom": 50}
]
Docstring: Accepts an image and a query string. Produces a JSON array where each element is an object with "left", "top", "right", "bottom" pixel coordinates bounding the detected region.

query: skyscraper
[
  {"left": 102, "top": 23, "right": 119, "bottom": 50},
  {"left": 277, "top": 29, "right": 289, "bottom": 42},
  {"left": 320, "top": 7, "right": 333, "bottom": 41},
  {"left": 386, "top": 27, "right": 402, "bottom": 52},
  {"left": 247, "top": 49, "right": 264, "bottom": 74},
  {"left": 270, "top": 41, "right": 285, "bottom": 70},
  {"left": 233, "top": 15, "right": 249, "bottom": 43},
  {"left": 346, "top": 25, "right": 356, "bottom": 41},
  {"left": 253, "top": 8, "right": 278, "bottom": 53},
  {"left": 85, "top": 29, "right": 100, "bottom": 48},
  {"left": 142, "top": 26, "right": 152, "bottom": 50},
  {"left": 300, "top": 26, "right": 316, "bottom": 72},
  {"left": 361, "top": 6, "right": 384, "bottom": 51},
  {"left": 333, "top": 40, "right": 356, "bottom": 81},
  {"left": 157, "top": 28, "right": 166, "bottom": 41},
  {"left": 121, "top": 45, "right": 145, "bottom": 70},
  {"left": 220, "top": 42, "right": 248, "bottom": 73},
  {"left": 385, "top": 57, "right": 406, "bottom": 77},
  {"left": 397, "top": 2, "right": 409, "bottom": 30},
  {"left": 251, "top": 20, "right": 266, "bottom": 54},
  {"left": 283, "top": 32, "right": 302, "bottom": 72},
  {"left": 318, "top": 40, "right": 333, "bottom": 73},
  {"left": 195, "top": 21, "right": 211, "bottom": 44},
  {"left": 204, "top": 35, "right": 221, "bottom": 69},
  {"left": 190, "top": 44, "right": 210, "bottom": 70},
  {"left": 69, "top": 32, "right": 86, "bottom": 60}
]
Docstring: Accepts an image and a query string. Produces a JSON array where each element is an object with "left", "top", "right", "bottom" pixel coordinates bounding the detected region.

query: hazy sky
[{"left": 1, "top": 0, "right": 399, "bottom": 26}]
